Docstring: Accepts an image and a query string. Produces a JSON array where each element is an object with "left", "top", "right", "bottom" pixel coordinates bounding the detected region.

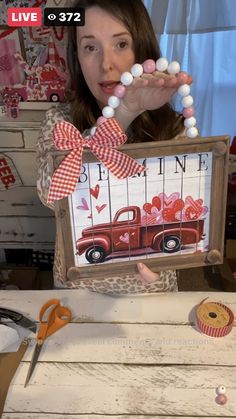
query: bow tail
[
  {"left": 94, "top": 148, "right": 145, "bottom": 179},
  {"left": 47, "top": 150, "right": 82, "bottom": 203}
]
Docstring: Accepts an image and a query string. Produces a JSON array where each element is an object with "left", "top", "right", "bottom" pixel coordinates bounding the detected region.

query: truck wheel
[
  {"left": 161, "top": 235, "right": 181, "bottom": 253},
  {"left": 85, "top": 246, "right": 106, "bottom": 263},
  {"left": 50, "top": 94, "right": 59, "bottom": 102}
]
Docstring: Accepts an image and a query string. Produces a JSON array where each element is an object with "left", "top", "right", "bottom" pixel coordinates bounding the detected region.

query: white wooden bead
[
  {"left": 155, "top": 57, "right": 168, "bottom": 72},
  {"left": 108, "top": 96, "right": 120, "bottom": 109},
  {"left": 178, "top": 84, "right": 190, "bottom": 96},
  {"left": 102, "top": 106, "right": 115, "bottom": 118},
  {"left": 186, "top": 126, "right": 198, "bottom": 138},
  {"left": 181, "top": 95, "right": 194, "bottom": 108},
  {"left": 131, "top": 63, "right": 143, "bottom": 77},
  {"left": 216, "top": 385, "right": 226, "bottom": 395},
  {"left": 184, "top": 116, "right": 196, "bottom": 128},
  {"left": 90, "top": 126, "right": 97, "bottom": 136},
  {"left": 120, "top": 71, "right": 133, "bottom": 86},
  {"left": 167, "top": 61, "right": 180, "bottom": 75}
]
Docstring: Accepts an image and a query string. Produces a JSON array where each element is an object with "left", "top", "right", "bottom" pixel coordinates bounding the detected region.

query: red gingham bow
[{"left": 47, "top": 118, "right": 145, "bottom": 202}]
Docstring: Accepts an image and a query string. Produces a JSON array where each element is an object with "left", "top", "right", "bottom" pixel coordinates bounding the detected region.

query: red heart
[
  {"left": 160, "top": 192, "right": 180, "bottom": 208},
  {"left": 152, "top": 196, "right": 161, "bottom": 210},
  {"left": 173, "top": 199, "right": 185, "bottom": 211},
  {"left": 96, "top": 204, "right": 107, "bottom": 214},
  {"left": 90, "top": 184, "right": 100, "bottom": 199},
  {"left": 185, "top": 196, "right": 203, "bottom": 211},
  {"left": 185, "top": 206, "right": 201, "bottom": 220},
  {"left": 143, "top": 203, "right": 153, "bottom": 214},
  {"left": 163, "top": 208, "right": 178, "bottom": 222}
]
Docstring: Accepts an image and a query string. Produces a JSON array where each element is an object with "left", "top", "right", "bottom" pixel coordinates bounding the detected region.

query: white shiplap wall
[{"left": 0, "top": 104, "right": 56, "bottom": 250}]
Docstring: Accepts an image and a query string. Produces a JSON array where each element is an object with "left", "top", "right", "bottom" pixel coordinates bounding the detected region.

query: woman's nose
[{"left": 101, "top": 49, "right": 114, "bottom": 72}]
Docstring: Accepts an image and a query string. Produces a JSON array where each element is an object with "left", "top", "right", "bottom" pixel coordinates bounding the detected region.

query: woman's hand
[
  {"left": 136, "top": 262, "right": 162, "bottom": 286},
  {"left": 115, "top": 71, "right": 192, "bottom": 130}
]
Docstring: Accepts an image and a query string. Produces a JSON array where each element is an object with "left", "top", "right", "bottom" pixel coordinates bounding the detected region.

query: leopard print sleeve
[{"left": 36, "top": 105, "right": 72, "bottom": 209}]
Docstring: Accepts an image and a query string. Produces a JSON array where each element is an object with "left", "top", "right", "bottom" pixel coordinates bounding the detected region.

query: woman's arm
[{"left": 36, "top": 105, "right": 71, "bottom": 209}]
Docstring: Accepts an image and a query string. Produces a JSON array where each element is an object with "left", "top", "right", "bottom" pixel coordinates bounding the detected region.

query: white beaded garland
[
  {"left": 178, "top": 83, "right": 191, "bottom": 97},
  {"left": 184, "top": 116, "right": 196, "bottom": 128},
  {"left": 90, "top": 126, "right": 97, "bottom": 136},
  {"left": 155, "top": 57, "right": 168, "bottom": 72},
  {"left": 120, "top": 71, "right": 133, "bottom": 86},
  {"left": 181, "top": 95, "right": 194, "bottom": 108},
  {"left": 102, "top": 106, "right": 115, "bottom": 118},
  {"left": 108, "top": 95, "right": 120, "bottom": 109},
  {"left": 90, "top": 57, "right": 199, "bottom": 139},
  {"left": 131, "top": 63, "right": 144, "bottom": 77},
  {"left": 167, "top": 60, "right": 181, "bottom": 75},
  {"left": 186, "top": 126, "right": 198, "bottom": 138}
]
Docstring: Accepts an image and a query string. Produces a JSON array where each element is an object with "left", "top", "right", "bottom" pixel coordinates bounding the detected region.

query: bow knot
[{"left": 47, "top": 118, "right": 145, "bottom": 203}]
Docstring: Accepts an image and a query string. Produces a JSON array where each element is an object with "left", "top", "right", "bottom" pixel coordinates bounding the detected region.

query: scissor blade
[
  {"left": 0, "top": 307, "right": 37, "bottom": 333},
  {"left": 24, "top": 342, "right": 42, "bottom": 387},
  {"left": 18, "top": 316, "right": 37, "bottom": 333}
]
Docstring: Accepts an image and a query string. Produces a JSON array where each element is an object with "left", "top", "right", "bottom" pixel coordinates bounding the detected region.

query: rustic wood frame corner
[{"left": 52, "top": 135, "right": 230, "bottom": 281}]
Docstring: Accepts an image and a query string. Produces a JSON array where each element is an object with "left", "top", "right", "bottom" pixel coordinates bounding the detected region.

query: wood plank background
[{"left": 1, "top": 290, "right": 236, "bottom": 418}]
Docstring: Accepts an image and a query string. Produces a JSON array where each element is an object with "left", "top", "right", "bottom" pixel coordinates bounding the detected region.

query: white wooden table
[{"left": 1, "top": 290, "right": 236, "bottom": 418}]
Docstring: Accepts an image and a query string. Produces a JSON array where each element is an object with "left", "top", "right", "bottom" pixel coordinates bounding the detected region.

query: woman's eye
[
  {"left": 84, "top": 45, "right": 96, "bottom": 52},
  {"left": 117, "top": 41, "right": 128, "bottom": 49}
]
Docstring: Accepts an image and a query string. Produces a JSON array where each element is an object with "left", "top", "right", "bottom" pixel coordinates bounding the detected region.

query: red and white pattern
[
  {"left": 48, "top": 35, "right": 61, "bottom": 67},
  {"left": 47, "top": 118, "right": 145, "bottom": 203},
  {"left": 196, "top": 299, "right": 234, "bottom": 337},
  {"left": 29, "top": 26, "right": 51, "bottom": 42}
]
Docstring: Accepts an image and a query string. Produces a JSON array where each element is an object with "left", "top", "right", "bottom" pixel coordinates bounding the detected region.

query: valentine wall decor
[
  {"left": 0, "top": 153, "right": 22, "bottom": 190},
  {"left": 0, "top": 1, "right": 69, "bottom": 108},
  {"left": 50, "top": 135, "right": 229, "bottom": 281},
  {"left": 0, "top": 26, "right": 26, "bottom": 86}
]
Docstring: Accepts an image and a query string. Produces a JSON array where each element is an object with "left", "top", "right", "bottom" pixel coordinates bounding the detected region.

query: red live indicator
[{"left": 7, "top": 8, "right": 42, "bottom": 27}]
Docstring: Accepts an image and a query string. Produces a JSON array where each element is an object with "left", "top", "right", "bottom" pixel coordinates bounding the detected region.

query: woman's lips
[{"left": 99, "top": 81, "right": 119, "bottom": 94}]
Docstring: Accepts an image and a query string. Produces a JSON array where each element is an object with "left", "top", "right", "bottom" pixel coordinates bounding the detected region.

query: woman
[{"left": 37, "top": 0, "right": 191, "bottom": 293}]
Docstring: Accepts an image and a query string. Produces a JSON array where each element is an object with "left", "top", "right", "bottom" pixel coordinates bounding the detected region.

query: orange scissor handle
[{"left": 37, "top": 299, "right": 72, "bottom": 342}]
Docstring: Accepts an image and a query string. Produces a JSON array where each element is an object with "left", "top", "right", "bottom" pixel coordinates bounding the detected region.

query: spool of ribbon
[
  {"left": 196, "top": 298, "right": 234, "bottom": 337},
  {"left": 47, "top": 118, "right": 145, "bottom": 203}
]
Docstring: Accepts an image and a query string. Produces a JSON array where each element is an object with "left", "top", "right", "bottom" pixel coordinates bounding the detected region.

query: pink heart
[
  {"left": 119, "top": 232, "right": 130, "bottom": 243},
  {"left": 151, "top": 207, "right": 159, "bottom": 216},
  {"left": 201, "top": 206, "right": 208, "bottom": 216},
  {"left": 77, "top": 198, "right": 89, "bottom": 211},
  {"left": 185, "top": 196, "right": 202, "bottom": 210},
  {"left": 175, "top": 210, "right": 182, "bottom": 221},
  {"left": 159, "top": 192, "right": 180, "bottom": 208}
]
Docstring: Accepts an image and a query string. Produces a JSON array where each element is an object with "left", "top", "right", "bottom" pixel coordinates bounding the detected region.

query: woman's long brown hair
[{"left": 66, "top": 0, "right": 184, "bottom": 142}]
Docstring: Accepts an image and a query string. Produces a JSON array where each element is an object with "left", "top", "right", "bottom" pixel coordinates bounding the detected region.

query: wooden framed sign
[{"left": 51, "top": 135, "right": 229, "bottom": 280}]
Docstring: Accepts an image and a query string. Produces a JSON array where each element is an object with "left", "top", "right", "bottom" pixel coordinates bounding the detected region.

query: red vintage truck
[{"left": 76, "top": 206, "right": 205, "bottom": 264}]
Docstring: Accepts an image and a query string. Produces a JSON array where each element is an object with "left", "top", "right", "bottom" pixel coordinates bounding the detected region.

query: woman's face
[{"left": 77, "top": 6, "right": 135, "bottom": 107}]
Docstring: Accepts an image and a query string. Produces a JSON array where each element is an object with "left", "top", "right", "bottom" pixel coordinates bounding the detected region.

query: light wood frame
[{"left": 51, "top": 135, "right": 229, "bottom": 281}]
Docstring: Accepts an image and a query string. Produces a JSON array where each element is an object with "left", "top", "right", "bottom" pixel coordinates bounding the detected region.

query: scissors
[{"left": 24, "top": 299, "right": 72, "bottom": 387}]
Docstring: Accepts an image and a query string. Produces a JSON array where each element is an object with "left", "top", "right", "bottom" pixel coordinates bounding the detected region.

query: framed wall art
[
  {"left": 50, "top": 134, "right": 229, "bottom": 281},
  {"left": 0, "top": 26, "right": 26, "bottom": 86}
]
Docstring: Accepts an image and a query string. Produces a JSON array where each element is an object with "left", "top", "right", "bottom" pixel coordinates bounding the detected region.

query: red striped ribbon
[
  {"left": 196, "top": 298, "right": 234, "bottom": 337},
  {"left": 47, "top": 118, "right": 145, "bottom": 203}
]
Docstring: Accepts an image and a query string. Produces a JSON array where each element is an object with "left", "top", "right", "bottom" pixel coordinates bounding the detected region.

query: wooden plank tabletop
[{"left": 1, "top": 290, "right": 236, "bottom": 418}]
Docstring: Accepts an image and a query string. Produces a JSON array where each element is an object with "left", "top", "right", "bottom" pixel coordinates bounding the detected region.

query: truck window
[{"left": 116, "top": 210, "right": 134, "bottom": 223}]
